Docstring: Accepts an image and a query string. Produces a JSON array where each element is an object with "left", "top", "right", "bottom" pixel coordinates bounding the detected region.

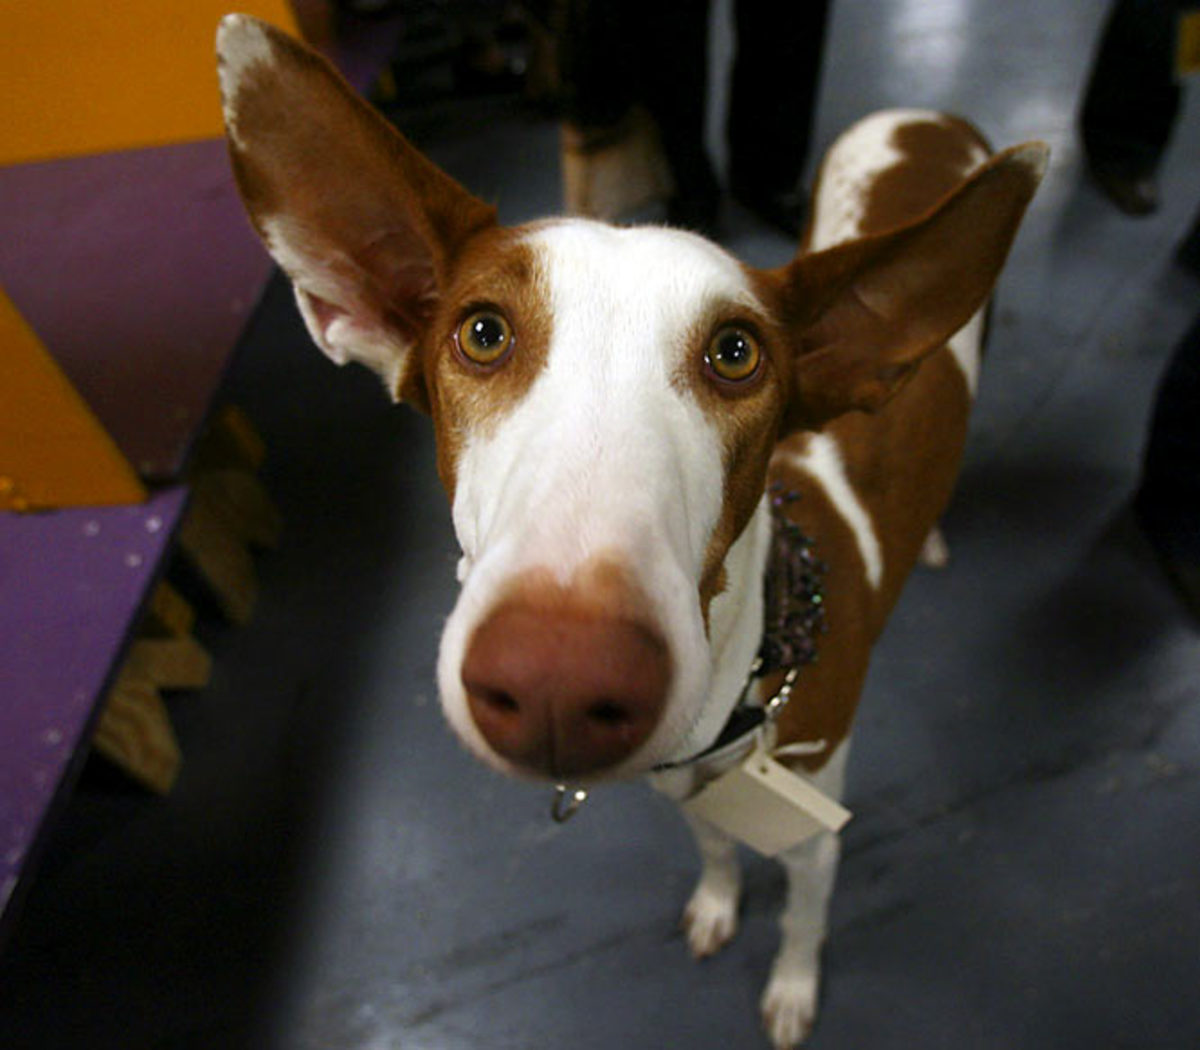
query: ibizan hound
[{"left": 216, "top": 15, "right": 1046, "bottom": 1047}]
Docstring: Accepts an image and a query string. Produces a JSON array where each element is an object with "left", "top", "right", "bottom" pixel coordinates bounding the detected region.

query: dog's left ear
[
  {"left": 216, "top": 14, "right": 496, "bottom": 403},
  {"left": 776, "top": 142, "right": 1048, "bottom": 429}
]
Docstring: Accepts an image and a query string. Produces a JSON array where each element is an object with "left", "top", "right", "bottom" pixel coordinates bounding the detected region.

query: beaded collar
[{"left": 759, "top": 484, "right": 828, "bottom": 674}]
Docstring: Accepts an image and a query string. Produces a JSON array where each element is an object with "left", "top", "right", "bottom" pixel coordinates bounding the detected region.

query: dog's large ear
[
  {"left": 776, "top": 142, "right": 1047, "bottom": 429},
  {"left": 216, "top": 14, "right": 496, "bottom": 402}
]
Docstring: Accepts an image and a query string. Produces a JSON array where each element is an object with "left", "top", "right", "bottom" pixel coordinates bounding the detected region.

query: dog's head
[{"left": 217, "top": 16, "right": 1045, "bottom": 782}]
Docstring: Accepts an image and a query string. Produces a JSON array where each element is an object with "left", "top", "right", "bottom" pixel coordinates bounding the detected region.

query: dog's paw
[
  {"left": 681, "top": 883, "right": 739, "bottom": 958},
  {"left": 760, "top": 970, "right": 818, "bottom": 1049}
]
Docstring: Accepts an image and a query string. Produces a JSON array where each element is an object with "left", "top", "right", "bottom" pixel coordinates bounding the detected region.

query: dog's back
[{"left": 768, "top": 111, "right": 996, "bottom": 768}]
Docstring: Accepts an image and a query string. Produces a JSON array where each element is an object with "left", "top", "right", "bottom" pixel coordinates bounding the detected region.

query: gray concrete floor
[{"left": 2, "top": 1, "right": 1198, "bottom": 1047}]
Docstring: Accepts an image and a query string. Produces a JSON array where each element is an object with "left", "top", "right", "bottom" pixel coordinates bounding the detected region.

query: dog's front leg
[
  {"left": 760, "top": 740, "right": 850, "bottom": 1047},
  {"left": 681, "top": 810, "right": 742, "bottom": 958},
  {"left": 760, "top": 829, "right": 841, "bottom": 1047}
]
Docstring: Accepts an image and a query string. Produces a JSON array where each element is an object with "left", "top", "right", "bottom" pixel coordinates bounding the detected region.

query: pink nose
[{"left": 462, "top": 598, "right": 671, "bottom": 779}]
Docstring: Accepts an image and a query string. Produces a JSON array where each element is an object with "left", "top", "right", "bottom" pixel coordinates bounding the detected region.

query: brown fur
[
  {"left": 678, "top": 297, "right": 789, "bottom": 618},
  {"left": 861, "top": 117, "right": 991, "bottom": 235},
  {"left": 417, "top": 230, "right": 555, "bottom": 500},
  {"left": 766, "top": 347, "right": 972, "bottom": 772},
  {"left": 758, "top": 117, "right": 1008, "bottom": 772}
]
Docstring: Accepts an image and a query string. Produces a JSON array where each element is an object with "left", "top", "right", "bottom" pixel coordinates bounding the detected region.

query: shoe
[
  {"left": 1176, "top": 220, "right": 1200, "bottom": 278},
  {"left": 731, "top": 180, "right": 809, "bottom": 240},
  {"left": 1150, "top": 548, "right": 1200, "bottom": 624},
  {"left": 1134, "top": 491, "right": 1200, "bottom": 624},
  {"left": 1087, "top": 159, "right": 1159, "bottom": 216}
]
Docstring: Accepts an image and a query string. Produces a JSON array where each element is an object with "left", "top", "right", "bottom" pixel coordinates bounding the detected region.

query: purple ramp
[
  {"left": 0, "top": 486, "right": 189, "bottom": 937},
  {"left": 0, "top": 140, "right": 271, "bottom": 481}
]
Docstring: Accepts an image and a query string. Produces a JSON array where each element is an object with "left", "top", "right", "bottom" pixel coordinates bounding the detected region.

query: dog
[{"left": 216, "top": 15, "right": 1046, "bottom": 1046}]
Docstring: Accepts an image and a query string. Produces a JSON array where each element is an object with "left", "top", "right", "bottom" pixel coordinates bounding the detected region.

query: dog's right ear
[{"left": 216, "top": 14, "right": 496, "bottom": 402}]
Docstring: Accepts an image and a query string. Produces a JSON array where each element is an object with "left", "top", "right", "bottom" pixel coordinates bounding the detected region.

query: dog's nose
[{"left": 462, "top": 600, "right": 670, "bottom": 778}]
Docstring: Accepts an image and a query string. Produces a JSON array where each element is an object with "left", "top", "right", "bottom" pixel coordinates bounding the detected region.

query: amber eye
[
  {"left": 456, "top": 309, "right": 514, "bottom": 366},
  {"left": 705, "top": 326, "right": 761, "bottom": 384}
]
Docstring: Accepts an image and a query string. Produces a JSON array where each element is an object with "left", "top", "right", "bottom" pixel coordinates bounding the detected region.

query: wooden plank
[
  {"left": 0, "top": 287, "right": 146, "bottom": 510},
  {"left": 190, "top": 407, "right": 282, "bottom": 548},
  {"left": 93, "top": 670, "right": 181, "bottom": 796},
  {"left": 142, "top": 583, "right": 196, "bottom": 640},
  {"left": 192, "top": 470, "right": 283, "bottom": 550},
  {"left": 191, "top": 406, "right": 269, "bottom": 475},
  {"left": 178, "top": 405, "right": 281, "bottom": 621},
  {"left": 178, "top": 488, "right": 259, "bottom": 625},
  {"left": 126, "top": 638, "right": 213, "bottom": 692}
]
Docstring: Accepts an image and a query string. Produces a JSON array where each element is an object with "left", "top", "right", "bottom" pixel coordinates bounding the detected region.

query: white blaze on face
[{"left": 436, "top": 220, "right": 771, "bottom": 773}]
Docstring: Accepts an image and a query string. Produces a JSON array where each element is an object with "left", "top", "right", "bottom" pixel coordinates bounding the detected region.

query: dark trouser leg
[
  {"left": 556, "top": 0, "right": 719, "bottom": 231},
  {"left": 1177, "top": 201, "right": 1200, "bottom": 274},
  {"left": 636, "top": 0, "right": 721, "bottom": 231},
  {"left": 1081, "top": 0, "right": 1181, "bottom": 177},
  {"left": 555, "top": 0, "right": 639, "bottom": 128},
  {"left": 1135, "top": 311, "right": 1200, "bottom": 616},
  {"left": 727, "top": 0, "right": 831, "bottom": 195}
]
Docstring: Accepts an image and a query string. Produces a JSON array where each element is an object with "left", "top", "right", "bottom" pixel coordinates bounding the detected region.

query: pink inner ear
[
  {"left": 378, "top": 258, "right": 442, "bottom": 342},
  {"left": 354, "top": 228, "right": 443, "bottom": 342},
  {"left": 295, "top": 231, "right": 441, "bottom": 348},
  {"left": 306, "top": 292, "right": 346, "bottom": 340}
]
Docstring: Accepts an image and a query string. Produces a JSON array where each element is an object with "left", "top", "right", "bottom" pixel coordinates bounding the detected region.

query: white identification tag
[{"left": 682, "top": 740, "right": 851, "bottom": 856}]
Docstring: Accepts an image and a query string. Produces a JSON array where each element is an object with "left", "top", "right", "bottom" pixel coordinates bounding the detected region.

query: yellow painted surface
[
  {"left": 1, "top": 0, "right": 299, "bottom": 165},
  {"left": 1179, "top": 10, "right": 1200, "bottom": 77},
  {"left": 0, "top": 287, "right": 146, "bottom": 510}
]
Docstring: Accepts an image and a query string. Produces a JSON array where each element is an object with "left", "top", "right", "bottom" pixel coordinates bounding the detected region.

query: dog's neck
[{"left": 672, "top": 494, "right": 774, "bottom": 763}]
